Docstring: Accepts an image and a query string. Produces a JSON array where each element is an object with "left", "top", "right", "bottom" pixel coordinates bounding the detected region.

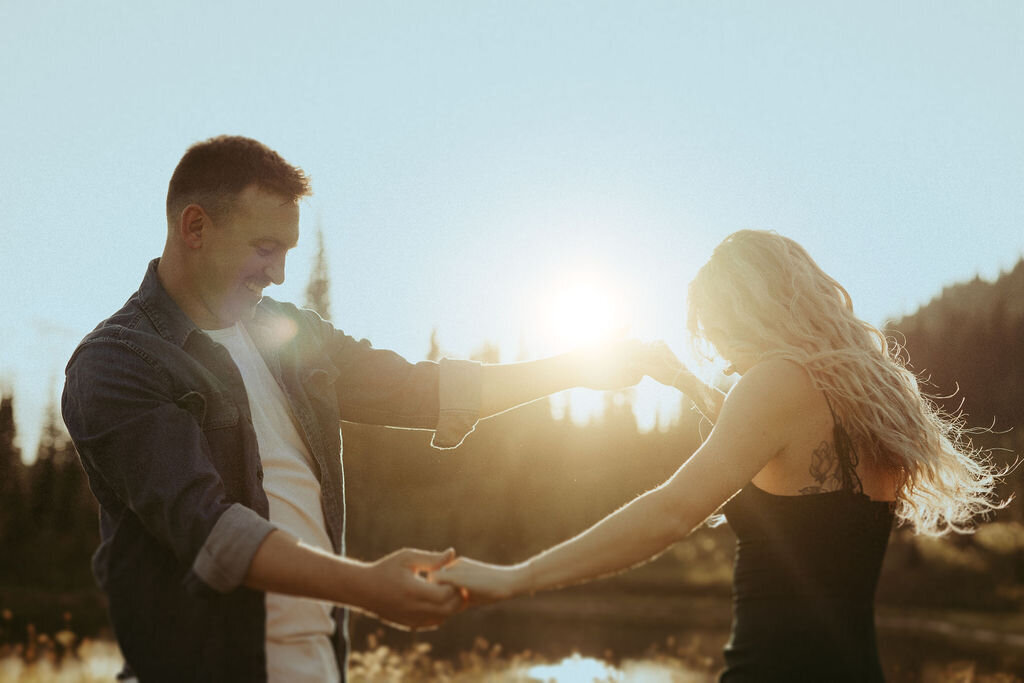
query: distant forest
[
  {"left": 1, "top": 251, "right": 1022, "bottom": 643},
  {"left": 888, "top": 259, "right": 1024, "bottom": 498}
]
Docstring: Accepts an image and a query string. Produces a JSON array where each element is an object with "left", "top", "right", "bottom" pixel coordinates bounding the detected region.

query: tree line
[{"left": 1, "top": 243, "right": 1021, "bottom": 643}]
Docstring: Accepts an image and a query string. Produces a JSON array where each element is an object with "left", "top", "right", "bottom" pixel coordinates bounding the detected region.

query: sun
[{"left": 540, "top": 273, "right": 624, "bottom": 351}]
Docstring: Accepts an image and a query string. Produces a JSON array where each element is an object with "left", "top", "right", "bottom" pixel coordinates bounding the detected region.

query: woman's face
[{"left": 699, "top": 313, "right": 759, "bottom": 376}]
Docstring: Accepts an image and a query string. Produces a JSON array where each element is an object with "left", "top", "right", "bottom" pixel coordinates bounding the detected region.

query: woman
[{"left": 437, "top": 230, "right": 1007, "bottom": 681}]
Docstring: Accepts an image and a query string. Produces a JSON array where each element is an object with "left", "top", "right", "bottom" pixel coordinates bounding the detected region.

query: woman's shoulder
[
  {"left": 721, "top": 358, "right": 821, "bottom": 425},
  {"left": 735, "top": 358, "right": 816, "bottom": 399},
  {"left": 707, "top": 359, "right": 823, "bottom": 474}
]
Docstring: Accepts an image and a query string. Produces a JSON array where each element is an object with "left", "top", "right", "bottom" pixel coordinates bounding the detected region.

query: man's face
[{"left": 192, "top": 185, "right": 299, "bottom": 329}]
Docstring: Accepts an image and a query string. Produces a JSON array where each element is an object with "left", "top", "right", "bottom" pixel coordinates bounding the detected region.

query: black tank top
[{"left": 719, "top": 398, "right": 895, "bottom": 682}]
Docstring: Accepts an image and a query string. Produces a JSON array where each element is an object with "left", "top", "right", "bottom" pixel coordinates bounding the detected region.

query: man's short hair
[{"left": 166, "top": 135, "right": 312, "bottom": 225}]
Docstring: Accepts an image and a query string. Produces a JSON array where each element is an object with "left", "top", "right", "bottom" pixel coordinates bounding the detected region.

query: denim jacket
[{"left": 62, "top": 259, "right": 481, "bottom": 682}]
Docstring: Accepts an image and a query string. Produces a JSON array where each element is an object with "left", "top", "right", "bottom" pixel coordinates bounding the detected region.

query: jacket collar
[
  {"left": 137, "top": 258, "right": 204, "bottom": 349},
  {"left": 137, "top": 258, "right": 294, "bottom": 360}
]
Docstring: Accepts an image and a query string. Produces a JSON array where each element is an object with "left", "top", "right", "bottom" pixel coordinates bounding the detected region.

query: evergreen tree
[
  {"left": 0, "top": 393, "right": 29, "bottom": 581},
  {"left": 28, "top": 403, "right": 67, "bottom": 530},
  {"left": 22, "top": 402, "right": 98, "bottom": 589},
  {"left": 470, "top": 341, "right": 500, "bottom": 364},
  {"left": 427, "top": 328, "right": 442, "bottom": 362},
  {"left": 304, "top": 223, "right": 331, "bottom": 320}
]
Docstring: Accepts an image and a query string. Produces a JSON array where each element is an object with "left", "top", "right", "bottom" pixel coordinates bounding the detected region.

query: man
[{"left": 62, "top": 136, "right": 641, "bottom": 682}]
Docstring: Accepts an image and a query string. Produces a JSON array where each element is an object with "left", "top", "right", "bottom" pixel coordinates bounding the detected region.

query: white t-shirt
[{"left": 205, "top": 323, "right": 340, "bottom": 683}]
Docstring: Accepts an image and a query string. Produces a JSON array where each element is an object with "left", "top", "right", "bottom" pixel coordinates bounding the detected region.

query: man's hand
[
  {"left": 568, "top": 339, "right": 646, "bottom": 390},
  {"left": 244, "top": 531, "right": 463, "bottom": 631},
  {"left": 477, "top": 338, "right": 645, "bottom": 418},
  {"left": 360, "top": 548, "right": 464, "bottom": 630}
]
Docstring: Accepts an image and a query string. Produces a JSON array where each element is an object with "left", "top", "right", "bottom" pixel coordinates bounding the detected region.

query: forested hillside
[{"left": 888, "top": 258, "right": 1024, "bottom": 516}]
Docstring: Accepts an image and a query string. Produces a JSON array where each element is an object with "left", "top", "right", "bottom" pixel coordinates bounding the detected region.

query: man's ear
[{"left": 178, "top": 204, "right": 210, "bottom": 250}]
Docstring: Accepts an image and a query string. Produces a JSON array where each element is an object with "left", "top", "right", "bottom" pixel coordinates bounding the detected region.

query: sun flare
[{"left": 541, "top": 274, "right": 624, "bottom": 351}]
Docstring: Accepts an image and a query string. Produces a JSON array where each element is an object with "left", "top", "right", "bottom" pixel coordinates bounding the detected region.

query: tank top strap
[{"left": 823, "top": 392, "right": 864, "bottom": 495}]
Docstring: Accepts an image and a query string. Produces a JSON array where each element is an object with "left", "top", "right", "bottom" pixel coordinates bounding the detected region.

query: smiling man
[
  {"left": 164, "top": 184, "right": 300, "bottom": 330},
  {"left": 61, "top": 135, "right": 644, "bottom": 682}
]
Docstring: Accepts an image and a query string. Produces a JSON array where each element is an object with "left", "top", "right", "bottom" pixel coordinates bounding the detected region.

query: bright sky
[{"left": 2, "top": 2, "right": 1022, "bottom": 461}]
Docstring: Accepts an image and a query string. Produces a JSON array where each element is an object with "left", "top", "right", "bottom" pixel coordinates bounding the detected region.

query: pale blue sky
[{"left": 2, "top": 1, "right": 1022, "bottom": 460}]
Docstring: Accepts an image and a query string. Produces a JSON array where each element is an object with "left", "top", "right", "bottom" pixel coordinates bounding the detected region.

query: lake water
[
  {"left": 349, "top": 590, "right": 1024, "bottom": 682},
  {"left": 2, "top": 592, "right": 1022, "bottom": 681}
]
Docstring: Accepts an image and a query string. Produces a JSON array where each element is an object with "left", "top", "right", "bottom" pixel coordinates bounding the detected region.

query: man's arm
[
  {"left": 65, "top": 338, "right": 463, "bottom": 629},
  {"left": 244, "top": 531, "right": 462, "bottom": 630},
  {"left": 307, "top": 306, "right": 643, "bottom": 447},
  {"left": 478, "top": 340, "right": 645, "bottom": 418}
]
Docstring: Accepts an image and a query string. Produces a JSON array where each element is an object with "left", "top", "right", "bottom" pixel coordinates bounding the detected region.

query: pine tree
[
  {"left": 470, "top": 341, "right": 500, "bottom": 364},
  {"left": 0, "top": 394, "right": 23, "bottom": 516},
  {"left": 304, "top": 223, "right": 331, "bottom": 320},
  {"left": 28, "top": 403, "right": 68, "bottom": 528},
  {"left": 0, "top": 393, "right": 29, "bottom": 581},
  {"left": 427, "top": 329, "right": 443, "bottom": 362},
  {"left": 22, "top": 402, "right": 98, "bottom": 589}
]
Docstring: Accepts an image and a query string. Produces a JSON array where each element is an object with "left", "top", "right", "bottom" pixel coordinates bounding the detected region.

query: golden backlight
[
  {"left": 530, "top": 268, "right": 714, "bottom": 432},
  {"left": 535, "top": 271, "right": 643, "bottom": 428},
  {"left": 540, "top": 274, "right": 625, "bottom": 351}
]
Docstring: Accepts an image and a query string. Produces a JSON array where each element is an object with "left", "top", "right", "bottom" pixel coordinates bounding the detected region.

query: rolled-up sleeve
[
  {"left": 433, "top": 358, "right": 482, "bottom": 449},
  {"left": 191, "top": 503, "right": 276, "bottom": 593}
]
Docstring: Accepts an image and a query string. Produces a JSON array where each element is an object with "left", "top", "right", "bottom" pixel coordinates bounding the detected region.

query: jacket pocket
[{"left": 175, "top": 390, "right": 239, "bottom": 430}]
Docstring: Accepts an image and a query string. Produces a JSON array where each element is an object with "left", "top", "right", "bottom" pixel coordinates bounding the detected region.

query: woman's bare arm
[{"left": 437, "top": 359, "right": 810, "bottom": 600}]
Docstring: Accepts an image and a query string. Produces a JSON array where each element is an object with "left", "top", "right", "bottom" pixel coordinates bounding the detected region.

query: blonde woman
[{"left": 438, "top": 230, "right": 1007, "bottom": 682}]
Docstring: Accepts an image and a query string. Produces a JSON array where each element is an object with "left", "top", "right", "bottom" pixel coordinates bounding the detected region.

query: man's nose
[{"left": 266, "top": 256, "right": 286, "bottom": 286}]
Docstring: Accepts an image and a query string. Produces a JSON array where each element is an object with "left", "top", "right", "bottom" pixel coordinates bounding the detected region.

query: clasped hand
[
  {"left": 569, "top": 338, "right": 696, "bottom": 392},
  {"left": 433, "top": 557, "right": 524, "bottom": 606},
  {"left": 365, "top": 549, "right": 521, "bottom": 631},
  {"left": 636, "top": 340, "right": 692, "bottom": 389}
]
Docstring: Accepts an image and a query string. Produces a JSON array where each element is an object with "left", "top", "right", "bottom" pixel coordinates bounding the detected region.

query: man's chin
[
  {"left": 241, "top": 300, "right": 260, "bottom": 320},
  {"left": 216, "top": 300, "right": 259, "bottom": 327}
]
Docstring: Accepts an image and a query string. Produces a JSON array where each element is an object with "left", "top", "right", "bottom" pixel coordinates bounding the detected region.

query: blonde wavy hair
[{"left": 687, "top": 229, "right": 1008, "bottom": 536}]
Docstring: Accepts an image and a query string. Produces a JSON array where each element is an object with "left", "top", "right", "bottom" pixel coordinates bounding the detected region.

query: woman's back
[
  {"left": 721, "top": 484, "right": 894, "bottom": 681},
  {"left": 719, "top": 381, "right": 896, "bottom": 682}
]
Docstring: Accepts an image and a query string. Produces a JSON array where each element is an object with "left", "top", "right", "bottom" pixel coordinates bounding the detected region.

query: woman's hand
[
  {"left": 434, "top": 557, "right": 526, "bottom": 606},
  {"left": 639, "top": 341, "right": 691, "bottom": 389},
  {"left": 640, "top": 341, "right": 723, "bottom": 421}
]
